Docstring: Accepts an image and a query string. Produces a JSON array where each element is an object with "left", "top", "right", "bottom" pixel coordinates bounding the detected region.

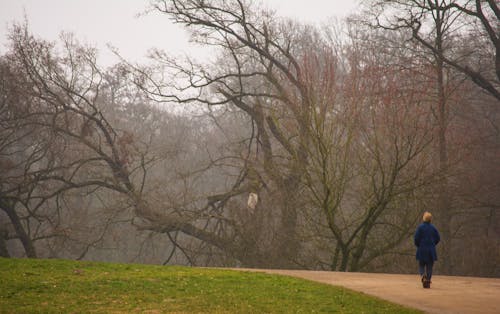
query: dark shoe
[
  {"left": 423, "top": 278, "right": 431, "bottom": 288},
  {"left": 424, "top": 280, "right": 431, "bottom": 289}
]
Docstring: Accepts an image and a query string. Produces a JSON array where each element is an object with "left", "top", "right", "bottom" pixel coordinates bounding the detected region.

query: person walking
[{"left": 414, "top": 211, "right": 440, "bottom": 288}]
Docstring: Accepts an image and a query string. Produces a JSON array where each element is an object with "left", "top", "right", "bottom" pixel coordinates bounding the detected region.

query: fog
[{"left": 0, "top": 0, "right": 499, "bottom": 278}]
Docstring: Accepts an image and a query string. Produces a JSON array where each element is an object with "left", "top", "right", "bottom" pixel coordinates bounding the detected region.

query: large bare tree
[{"left": 131, "top": 0, "right": 440, "bottom": 270}]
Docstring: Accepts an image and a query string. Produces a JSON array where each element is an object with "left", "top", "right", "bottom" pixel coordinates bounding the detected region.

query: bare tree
[
  {"left": 370, "top": 0, "right": 499, "bottom": 101},
  {"left": 293, "top": 22, "right": 438, "bottom": 271},
  {"left": 0, "top": 27, "right": 152, "bottom": 260},
  {"left": 132, "top": 0, "right": 441, "bottom": 270},
  {"left": 0, "top": 52, "right": 56, "bottom": 258},
  {"left": 365, "top": 0, "right": 500, "bottom": 274},
  {"left": 1, "top": 24, "right": 254, "bottom": 264}
]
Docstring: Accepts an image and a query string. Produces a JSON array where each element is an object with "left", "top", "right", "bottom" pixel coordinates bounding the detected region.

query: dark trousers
[{"left": 418, "top": 260, "right": 434, "bottom": 280}]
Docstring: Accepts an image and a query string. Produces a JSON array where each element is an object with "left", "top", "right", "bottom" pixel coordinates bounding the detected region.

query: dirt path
[{"left": 236, "top": 269, "right": 500, "bottom": 314}]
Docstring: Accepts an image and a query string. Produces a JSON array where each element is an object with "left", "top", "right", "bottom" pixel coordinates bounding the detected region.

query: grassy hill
[{"left": 0, "top": 258, "right": 421, "bottom": 313}]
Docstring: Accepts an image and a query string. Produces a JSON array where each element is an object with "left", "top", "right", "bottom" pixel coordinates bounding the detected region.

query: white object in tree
[{"left": 247, "top": 192, "right": 258, "bottom": 209}]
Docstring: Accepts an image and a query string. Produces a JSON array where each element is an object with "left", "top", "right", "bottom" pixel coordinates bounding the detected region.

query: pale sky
[{"left": 0, "top": 0, "right": 360, "bottom": 66}]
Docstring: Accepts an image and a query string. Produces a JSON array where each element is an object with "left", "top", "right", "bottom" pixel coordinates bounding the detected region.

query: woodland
[{"left": 1, "top": 0, "right": 499, "bottom": 277}]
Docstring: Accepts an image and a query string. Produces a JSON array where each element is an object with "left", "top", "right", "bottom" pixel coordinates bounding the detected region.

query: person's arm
[
  {"left": 414, "top": 226, "right": 421, "bottom": 247},
  {"left": 434, "top": 226, "right": 440, "bottom": 245}
]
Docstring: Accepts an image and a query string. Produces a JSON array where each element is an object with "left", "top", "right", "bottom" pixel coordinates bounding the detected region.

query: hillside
[{"left": 0, "top": 258, "right": 419, "bottom": 313}]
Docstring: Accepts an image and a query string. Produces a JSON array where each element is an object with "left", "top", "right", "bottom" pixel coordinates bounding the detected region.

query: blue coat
[{"left": 414, "top": 222, "right": 440, "bottom": 262}]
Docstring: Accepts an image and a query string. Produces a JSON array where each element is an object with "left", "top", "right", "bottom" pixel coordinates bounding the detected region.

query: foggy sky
[{"left": 0, "top": 0, "right": 359, "bottom": 66}]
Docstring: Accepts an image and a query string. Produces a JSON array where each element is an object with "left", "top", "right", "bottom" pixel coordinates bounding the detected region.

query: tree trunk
[
  {"left": 435, "top": 7, "right": 453, "bottom": 275},
  {"left": 331, "top": 245, "right": 340, "bottom": 270},
  {"left": 273, "top": 176, "right": 300, "bottom": 268},
  {"left": 0, "top": 227, "right": 9, "bottom": 258},
  {"left": 339, "top": 249, "right": 350, "bottom": 272},
  {"left": 0, "top": 200, "right": 37, "bottom": 258}
]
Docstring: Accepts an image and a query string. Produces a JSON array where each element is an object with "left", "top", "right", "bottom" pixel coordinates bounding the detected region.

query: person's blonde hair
[{"left": 423, "top": 211, "right": 432, "bottom": 222}]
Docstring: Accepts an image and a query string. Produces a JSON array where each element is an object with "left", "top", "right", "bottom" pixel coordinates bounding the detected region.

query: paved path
[{"left": 235, "top": 269, "right": 500, "bottom": 314}]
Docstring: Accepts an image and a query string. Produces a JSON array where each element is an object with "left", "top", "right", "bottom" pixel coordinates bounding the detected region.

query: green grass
[{"left": 0, "top": 258, "right": 421, "bottom": 313}]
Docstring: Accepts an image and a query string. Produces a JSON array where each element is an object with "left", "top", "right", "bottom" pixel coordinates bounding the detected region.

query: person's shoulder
[
  {"left": 416, "top": 223, "right": 426, "bottom": 230},
  {"left": 421, "top": 222, "right": 434, "bottom": 230}
]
